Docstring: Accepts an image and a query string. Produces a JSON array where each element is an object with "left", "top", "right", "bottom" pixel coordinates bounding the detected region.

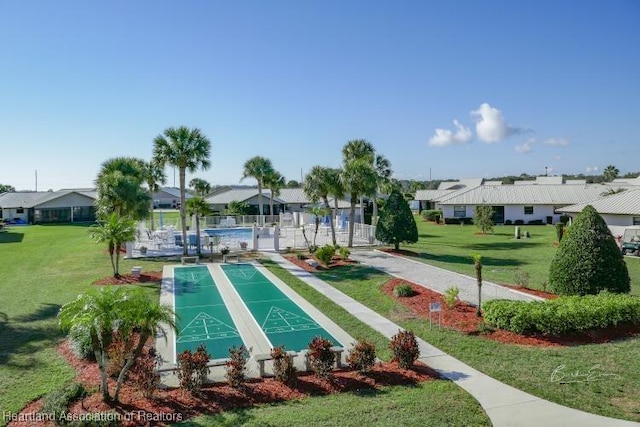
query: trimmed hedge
[
  {"left": 421, "top": 209, "right": 442, "bottom": 222},
  {"left": 527, "top": 219, "right": 544, "bottom": 225},
  {"left": 444, "top": 217, "right": 473, "bottom": 225},
  {"left": 483, "top": 294, "right": 640, "bottom": 335}
]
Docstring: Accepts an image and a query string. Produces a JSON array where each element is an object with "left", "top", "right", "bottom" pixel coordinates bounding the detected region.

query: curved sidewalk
[{"left": 265, "top": 252, "right": 639, "bottom": 427}]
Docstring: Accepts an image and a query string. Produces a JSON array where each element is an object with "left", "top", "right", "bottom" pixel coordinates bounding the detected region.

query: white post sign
[{"left": 429, "top": 302, "right": 442, "bottom": 330}]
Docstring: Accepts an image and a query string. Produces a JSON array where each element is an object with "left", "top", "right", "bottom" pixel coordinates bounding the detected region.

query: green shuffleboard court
[
  {"left": 221, "top": 263, "right": 341, "bottom": 351},
  {"left": 174, "top": 266, "right": 246, "bottom": 359}
]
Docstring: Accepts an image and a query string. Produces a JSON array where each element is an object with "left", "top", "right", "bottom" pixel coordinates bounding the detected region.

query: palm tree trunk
[
  {"left": 113, "top": 332, "right": 149, "bottom": 402},
  {"left": 372, "top": 195, "right": 379, "bottom": 226},
  {"left": 94, "top": 348, "right": 111, "bottom": 403},
  {"left": 269, "top": 194, "right": 274, "bottom": 225},
  {"left": 323, "top": 196, "right": 336, "bottom": 245},
  {"left": 348, "top": 196, "right": 356, "bottom": 248},
  {"left": 149, "top": 194, "right": 156, "bottom": 231},
  {"left": 115, "top": 248, "right": 121, "bottom": 277},
  {"left": 108, "top": 244, "right": 116, "bottom": 277},
  {"left": 179, "top": 168, "right": 188, "bottom": 255},
  {"left": 359, "top": 195, "right": 364, "bottom": 225},
  {"left": 258, "top": 182, "right": 264, "bottom": 226},
  {"left": 195, "top": 216, "right": 201, "bottom": 256}
]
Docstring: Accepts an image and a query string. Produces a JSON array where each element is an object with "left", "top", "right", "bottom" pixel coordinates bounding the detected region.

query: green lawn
[
  {"left": 402, "top": 218, "right": 640, "bottom": 295},
  {"left": 0, "top": 225, "right": 490, "bottom": 426},
  {"left": 0, "top": 225, "right": 161, "bottom": 419},
  {"left": 310, "top": 263, "right": 640, "bottom": 422}
]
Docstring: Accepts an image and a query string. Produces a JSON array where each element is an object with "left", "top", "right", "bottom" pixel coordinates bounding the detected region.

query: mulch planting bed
[
  {"left": 93, "top": 271, "right": 163, "bottom": 286},
  {"left": 382, "top": 277, "right": 640, "bottom": 347},
  {"left": 284, "top": 254, "right": 358, "bottom": 272}
]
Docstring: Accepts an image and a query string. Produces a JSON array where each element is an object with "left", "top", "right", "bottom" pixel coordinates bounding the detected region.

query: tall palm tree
[
  {"left": 241, "top": 156, "right": 274, "bottom": 225},
  {"left": 186, "top": 196, "right": 210, "bottom": 256},
  {"left": 189, "top": 177, "right": 211, "bottom": 197},
  {"left": 143, "top": 160, "right": 166, "bottom": 231},
  {"left": 603, "top": 165, "right": 620, "bottom": 182},
  {"left": 341, "top": 158, "right": 377, "bottom": 247},
  {"left": 89, "top": 213, "right": 136, "bottom": 277},
  {"left": 372, "top": 154, "right": 392, "bottom": 226},
  {"left": 265, "top": 170, "right": 285, "bottom": 219},
  {"left": 153, "top": 126, "right": 211, "bottom": 256},
  {"left": 59, "top": 287, "right": 176, "bottom": 404},
  {"left": 304, "top": 166, "right": 338, "bottom": 245},
  {"left": 327, "top": 167, "right": 345, "bottom": 229},
  {"left": 95, "top": 157, "right": 150, "bottom": 220},
  {"left": 342, "top": 140, "right": 377, "bottom": 247}
]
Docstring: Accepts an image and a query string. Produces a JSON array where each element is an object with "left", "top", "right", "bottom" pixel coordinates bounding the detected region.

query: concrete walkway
[
  {"left": 265, "top": 252, "right": 639, "bottom": 427},
  {"left": 349, "top": 249, "right": 542, "bottom": 304}
]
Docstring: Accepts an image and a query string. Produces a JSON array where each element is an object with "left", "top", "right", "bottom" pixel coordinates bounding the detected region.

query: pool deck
[{"left": 157, "top": 261, "right": 354, "bottom": 386}]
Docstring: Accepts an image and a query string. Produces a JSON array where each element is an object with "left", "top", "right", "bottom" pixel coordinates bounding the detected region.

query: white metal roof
[
  {"left": 438, "top": 178, "right": 483, "bottom": 190},
  {"left": 0, "top": 190, "right": 97, "bottom": 208},
  {"left": 414, "top": 189, "right": 457, "bottom": 201},
  {"left": 437, "top": 184, "right": 608, "bottom": 206},
  {"left": 558, "top": 188, "right": 640, "bottom": 215},
  {"left": 277, "top": 188, "right": 310, "bottom": 204},
  {"left": 205, "top": 188, "right": 286, "bottom": 205}
]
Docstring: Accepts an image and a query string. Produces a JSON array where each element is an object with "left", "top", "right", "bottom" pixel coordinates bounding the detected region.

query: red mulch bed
[
  {"left": 93, "top": 271, "right": 163, "bottom": 286},
  {"left": 10, "top": 341, "right": 437, "bottom": 427},
  {"left": 383, "top": 278, "right": 640, "bottom": 347},
  {"left": 284, "top": 254, "right": 358, "bottom": 272}
]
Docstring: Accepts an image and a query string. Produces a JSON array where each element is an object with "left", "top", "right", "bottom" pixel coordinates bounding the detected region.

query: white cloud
[
  {"left": 514, "top": 142, "right": 533, "bottom": 153},
  {"left": 554, "top": 155, "right": 562, "bottom": 160},
  {"left": 586, "top": 166, "right": 600, "bottom": 173},
  {"left": 544, "top": 137, "right": 570, "bottom": 147},
  {"left": 428, "top": 119, "right": 473, "bottom": 147},
  {"left": 470, "top": 103, "right": 522, "bottom": 143}
]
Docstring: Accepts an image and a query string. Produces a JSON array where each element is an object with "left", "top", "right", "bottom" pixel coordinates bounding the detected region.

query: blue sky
[{"left": 1, "top": 1, "right": 638, "bottom": 191}]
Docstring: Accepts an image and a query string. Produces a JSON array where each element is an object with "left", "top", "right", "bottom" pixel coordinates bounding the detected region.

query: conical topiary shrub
[
  {"left": 548, "top": 205, "right": 630, "bottom": 295},
  {"left": 375, "top": 189, "right": 418, "bottom": 250}
]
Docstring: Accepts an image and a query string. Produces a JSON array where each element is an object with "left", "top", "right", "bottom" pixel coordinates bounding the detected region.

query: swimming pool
[{"left": 204, "top": 227, "right": 252, "bottom": 241}]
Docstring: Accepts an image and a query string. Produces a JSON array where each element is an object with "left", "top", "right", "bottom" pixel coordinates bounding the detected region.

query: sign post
[{"left": 429, "top": 302, "right": 442, "bottom": 330}]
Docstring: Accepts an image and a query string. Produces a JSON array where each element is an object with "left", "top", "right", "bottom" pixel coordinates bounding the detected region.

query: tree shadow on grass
[
  {"left": 415, "top": 252, "right": 523, "bottom": 268},
  {"left": 314, "top": 264, "right": 388, "bottom": 283},
  {"left": 0, "top": 231, "right": 24, "bottom": 243},
  {"left": 463, "top": 240, "right": 545, "bottom": 251},
  {"left": 0, "top": 303, "right": 63, "bottom": 368}
]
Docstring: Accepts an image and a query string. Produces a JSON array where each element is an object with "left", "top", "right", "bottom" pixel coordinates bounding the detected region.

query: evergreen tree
[
  {"left": 474, "top": 205, "right": 494, "bottom": 234},
  {"left": 375, "top": 189, "right": 418, "bottom": 250},
  {"left": 549, "top": 205, "right": 630, "bottom": 295}
]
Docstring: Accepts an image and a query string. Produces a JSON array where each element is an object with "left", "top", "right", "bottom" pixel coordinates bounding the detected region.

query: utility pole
[
  {"left": 545, "top": 166, "right": 548, "bottom": 176},
  {"left": 35, "top": 170, "right": 38, "bottom": 191}
]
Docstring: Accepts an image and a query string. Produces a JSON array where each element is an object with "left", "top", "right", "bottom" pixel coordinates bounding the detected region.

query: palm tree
[
  {"left": 241, "top": 156, "right": 274, "bottom": 225},
  {"left": 307, "top": 205, "right": 331, "bottom": 248},
  {"left": 603, "top": 165, "right": 620, "bottom": 182},
  {"left": 89, "top": 213, "right": 136, "bottom": 277},
  {"left": 186, "top": 196, "right": 210, "bottom": 256},
  {"left": 304, "top": 166, "right": 338, "bottom": 245},
  {"left": 372, "top": 154, "right": 393, "bottom": 226},
  {"left": 264, "top": 170, "right": 285, "bottom": 220},
  {"left": 189, "top": 177, "right": 211, "bottom": 197},
  {"left": 153, "top": 126, "right": 211, "bottom": 256},
  {"left": 95, "top": 157, "right": 150, "bottom": 220},
  {"left": 474, "top": 255, "right": 483, "bottom": 317},
  {"left": 142, "top": 160, "right": 166, "bottom": 231},
  {"left": 341, "top": 158, "right": 377, "bottom": 247},
  {"left": 341, "top": 140, "right": 377, "bottom": 247},
  {"left": 59, "top": 287, "right": 176, "bottom": 404}
]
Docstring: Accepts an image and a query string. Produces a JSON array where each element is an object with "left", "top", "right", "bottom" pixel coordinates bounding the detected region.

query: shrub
[
  {"left": 271, "top": 346, "right": 297, "bottom": 384},
  {"left": 559, "top": 214, "right": 570, "bottom": 224},
  {"left": 225, "top": 345, "right": 249, "bottom": 388},
  {"left": 549, "top": 205, "right": 630, "bottom": 295},
  {"left": 474, "top": 205, "right": 494, "bottom": 234},
  {"left": 338, "top": 246, "right": 350, "bottom": 261},
  {"left": 513, "top": 269, "right": 530, "bottom": 288},
  {"left": 393, "top": 283, "right": 414, "bottom": 297},
  {"left": 315, "top": 244, "right": 336, "bottom": 266},
  {"left": 308, "top": 244, "right": 318, "bottom": 254},
  {"left": 177, "top": 344, "right": 211, "bottom": 395},
  {"left": 514, "top": 219, "right": 525, "bottom": 225},
  {"left": 555, "top": 222, "right": 565, "bottom": 242},
  {"left": 527, "top": 219, "right": 544, "bottom": 225},
  {"left": 42, "top": 382, "right": 88, "bottom": 424},
  {"left": 389, "top": 330, "right": 419, "bottom": 369},
  {"left": 376, "top": 189, "right": 418, "bottom": 250},
  {"left": 504, "top": 219, "right": 513, "bottom": 225},
  {"left": 129, "top": 347, "right": 161, "bottom": 398},
  {"left": 296, "top": 253, "right": 307, "bottom": 260},
  {"left": 68, "top": 324, "right": 95, "bottom": 361},
  {"left": 307, "top": 336, "right": 335, "bottom": 379},
  {"left": 483, "top": 294, "right": 640, "bottom": 335},
  {"left": 421, "top": 210, "right": 442, "bottom": 222},
  {"left": 443, "top": 286, "right": 459, "bottom": 308},
  {"left": 346, "top": 339, "right": 377, "bottom": 373}
]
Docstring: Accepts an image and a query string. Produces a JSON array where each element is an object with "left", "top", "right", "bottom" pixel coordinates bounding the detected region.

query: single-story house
[
  {"left": 0, "top": 190, "right": 97, "bottom": 224},
  {"left": 436, "top": 184, "right": 610, "bottom": 224},
  {"left": 414, "top": 178, "right": 484, "bottom": 211},
  {"left": 558, "top": 188, "right": 640, "bottom": 227},
  {"left": 204, "top": 188, "right": 287, "bottom": 215},
  {"left": 151, "top": 187, "right": 193, "bottom": 209}
]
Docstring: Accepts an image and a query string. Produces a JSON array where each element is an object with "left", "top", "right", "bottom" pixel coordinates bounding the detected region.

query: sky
[{"left": 1, "top": 1, "right": 638, "bottom": 191}]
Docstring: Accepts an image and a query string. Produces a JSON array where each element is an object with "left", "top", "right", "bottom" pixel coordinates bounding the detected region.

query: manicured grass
[
  {"left": 402, "top": 218, "right": 640, "bottom": 295},
  {"left": 0, "top": 225, "right": 161, "bottom": 419},
  {"left": 179, "top": 381, "right": 491, "bottom": 426},
  {"left": 312, "top": 264, "right": 640, "bottom": 422}
]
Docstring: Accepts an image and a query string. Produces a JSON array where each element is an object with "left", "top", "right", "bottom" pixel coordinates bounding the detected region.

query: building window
[
  {"left": 16, "top": 208, "right": 24, "bottom": 214},
  {"left": 634, "top": 217, "right": 640, "bottom": 225},
  {"left": 524, "top": 206, "right": 534, "bottom": 215},
  {"left": 453, "top": 206, "right": 466, "bottom": 218}
]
